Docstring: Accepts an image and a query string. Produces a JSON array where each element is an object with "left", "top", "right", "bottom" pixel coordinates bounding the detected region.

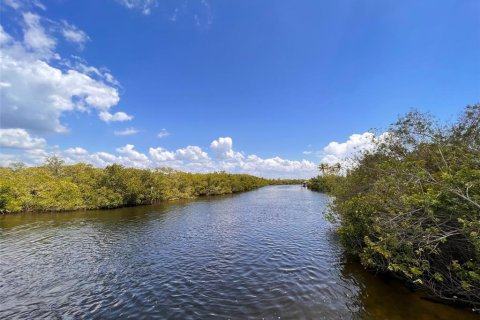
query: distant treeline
[
  {"left": 0, "top": 162, "right": 301, "bottom": 213},
  {"left": 308, "top": 105, "right": 480, "bottom": 308}
]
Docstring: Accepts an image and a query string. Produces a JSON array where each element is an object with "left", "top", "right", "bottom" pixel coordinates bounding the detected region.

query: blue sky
[{"left": 0, "top": 0, "right": 479, "bottom": 177}]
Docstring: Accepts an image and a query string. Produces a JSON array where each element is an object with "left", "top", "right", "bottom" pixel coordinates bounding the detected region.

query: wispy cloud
[
  {"left": 157, "top": 128, "right": 170, "bottom": 138},
  {"left": 60, "top": 20, "right": 89, "bottom": 49},
  {"left": 3, "top": 0, "right": 46, "bottom": 11},
  {"left": 99, "top": 111, "right": 133, "bottom": 123},
  {"left": 114, "top": 127, "right": 139, "bottom": 136},
  {"left": 117, "top": 0, "right": 213, "bottom": 27},
  {"left": 116, "top": 0, "right": 158, "bottom": 15}
]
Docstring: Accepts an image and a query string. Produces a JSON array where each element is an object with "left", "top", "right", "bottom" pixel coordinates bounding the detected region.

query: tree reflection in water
[{"left": 339, "top": 254, "right": 479, "bottom": 320}]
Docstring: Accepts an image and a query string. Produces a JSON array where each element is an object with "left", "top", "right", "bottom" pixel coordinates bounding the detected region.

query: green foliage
[
  {"left": 326, "top": 105, "right": 480, "bottom": 307},
  {"left": 0, "top": 185, "right": 10, "bottom": 210},
  {"left": 0, "top": 161, "right": 297, "bottom": 213},
  {"left": 268, "top": 178, "right": 304, "bottom": 185},
  {"left": 307, "top": 174, "right": 343, "bottom": 193},
  {"left": 44, "top": 155, "right": 65, "bottom": 176},
  {"left": 307, "top": 163, "right": 344, "bottom": 193}
]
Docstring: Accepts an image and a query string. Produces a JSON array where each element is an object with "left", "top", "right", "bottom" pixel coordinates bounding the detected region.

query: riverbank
[
  {"left": 0, "top": 162, "right": 301, "bottom": 214},
  {"left": 307, "top": 105, "right": 480, "bottom": 311}
]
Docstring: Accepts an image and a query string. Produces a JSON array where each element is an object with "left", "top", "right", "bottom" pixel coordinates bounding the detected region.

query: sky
[{"left": 0, "top": 0, "right": 479, "bottom": 178}]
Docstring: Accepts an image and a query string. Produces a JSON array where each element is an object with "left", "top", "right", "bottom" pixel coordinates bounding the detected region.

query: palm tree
[
  {"left": 334, "top": 162, "right": 341, "bottom": 173},
  {"left": 318, "top": 163, "right": 329, "bottom": 174}
]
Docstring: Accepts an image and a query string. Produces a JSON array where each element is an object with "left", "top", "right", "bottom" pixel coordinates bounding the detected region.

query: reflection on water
[{"left": 0, "top": 186, "right": 477, "bottom": 319}]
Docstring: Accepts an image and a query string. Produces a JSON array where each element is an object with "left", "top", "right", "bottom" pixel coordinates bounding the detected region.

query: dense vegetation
[
  {"left": 310, "top": 105, "right": 480, "bottom": 308},
  {"left": 0, "top": 161, "right": 299, "bottom": 213},
  {"left": 307, "top": 164, "right": 342, "bottom": 193}
]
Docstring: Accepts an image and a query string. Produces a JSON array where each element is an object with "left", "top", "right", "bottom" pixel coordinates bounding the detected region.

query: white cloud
[
  {"left": 319, "top": 132, "right": 389, "bottom": 167},
  {"left": 24, "top": 147, "right": 50, "bottom": 164},
  {"left": 0, "top": 48, "right": 121, "bottom": 131},
  {"left": 175, "top": 145, "right": 209, "bottom": 161},
  {"left": 3, "top": 0, "right": 46, "bottom": 10},
  {"left": 65, "top": 56, "right": 120, "bottom": 86},
  {"left": 0, "top": 128, "right": 50, "bottom": 165},
  {"left": 1, "top": 135, "right": 318, "bottom": 178},
  {"left": 22, "top": 12, "right": 55, "bottom": 57},
  {"left": 0, "top": 128, "right": 46, "bottom": 149},
  {"left": 114, "top": 127, "right": 138, "bottom": 136},
  {"left": 0, "top": 153, "right": 18, "bottom": 167},
  {"left": 235, "top": 155, "right": 317, "bottom": 178},
  {"left": 149, "top": 147, "right": 176, "bottom": 162},
  {"left": 64, "top": 147, "right": 88, "bottom": 155},
  {"left": 117, "top": 0, "right": 213, "bottom": 26},
  {"left": 79, "top": 151, "right": 119, "bottom": 167},
  {"left": 151, "top": 137, "right": 317, "bottom": 177},
  {"left": 3, "top": 0, "right": 21, "bottom": 9},
  {"left": 116, "top": 144, "right": 150, "bottom": 167},
  {"left": 61, "top": 149, "right": 122, "bottom": 167},
  {"left": 94, "top": 151, "right": 117, "bottom": 163},
  {"left": 99, "top": 111, "right": 133, "bottom": 123},
  {"left": 61, "top": 20, "right": 89, "bottom": 48},
  {"left": 116, "top": 144, "right": 148, "bottom": 160},
  {"left": 0, "top": 25, "right": 12, "bottom": 45},
  {"left": 149, "top": 145, "right": 209, "bottom": 163},
  {"left": 210, "top": 137, "right": 244, "bottom": 160},
  {"left": 0, "top": 11, "right": 127, "bottom": 133},
  {"left": 117, "top": 0, "right": 158, "bottom": 15},
  {"left": 157, "top": 128, "right": 170, "bottom": 138}
]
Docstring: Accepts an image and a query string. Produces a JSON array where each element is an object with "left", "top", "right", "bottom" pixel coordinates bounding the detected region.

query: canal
[{"left": 0, "top": 186, "right": 477, "bottom": 319}]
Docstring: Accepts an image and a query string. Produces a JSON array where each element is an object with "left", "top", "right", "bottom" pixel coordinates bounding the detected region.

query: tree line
[
  {"left": 0, "top": 160, "right": 301, "bottom": 213},
  {"left": 308, "top": 105, "right": 479, "bottom": 308}
]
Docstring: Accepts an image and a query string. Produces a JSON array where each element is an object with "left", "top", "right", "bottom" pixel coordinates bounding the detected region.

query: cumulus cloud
[
  {"left": 116, "top": 144, "right": 148, "bottom": 161},
  {"left": 0, "top": 128, "right": 51, "bottom": 166},
  {"left": 64, "top": 147, "right": 88, "bottom": 155},
  {"left": 175, "top": 145, "right": 209, "bottom": 161},
  {"left": 149, "top": 145, "right": 209, "bottom": 163},
  {"left": 1, "top": 134, "right": 318, "bottom": 178},
  {"left": 319, "top": 132, "right": 389, "bottom": 167},
  {"left": 0, "top": 128, "right": 46, "bottom": 149},
  {"left": 0, "top": 9, "right": 128, "bottom": 133},
  {"left": 0, "top": 153, "right": 18, "bottom": 167},
  {"left": 149, "top": 147, "right": 176, "bottom": 162},
  {"left": 210, "top": 137, "right": 244, "bottom": 160},
  {"left": 114, "top": 127, "right": 138, "bottom": 136},
  {"left": 149, "top": 137, "right": 316, "bottom": 177},
  {"left": 236, "top": 155, "right": 317, "bottom": 178}
]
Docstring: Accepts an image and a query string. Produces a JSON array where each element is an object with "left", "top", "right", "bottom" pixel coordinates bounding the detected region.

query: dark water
[{"left": 0, "top": 186, "right": 477, "bottom": 319}]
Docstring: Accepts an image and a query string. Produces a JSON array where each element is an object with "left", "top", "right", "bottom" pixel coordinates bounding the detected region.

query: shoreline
[{"left": 0, "top": 183, "right": 302, "bottom": 215}]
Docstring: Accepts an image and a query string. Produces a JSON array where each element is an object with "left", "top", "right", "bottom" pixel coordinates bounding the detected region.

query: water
[{"left": 0, "top": 186, "right": 477, "bottom": 319}]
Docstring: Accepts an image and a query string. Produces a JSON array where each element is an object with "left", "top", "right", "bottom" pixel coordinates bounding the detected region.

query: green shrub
[{"left": 326, "top": 105, "right": 480, "bottom": 307}]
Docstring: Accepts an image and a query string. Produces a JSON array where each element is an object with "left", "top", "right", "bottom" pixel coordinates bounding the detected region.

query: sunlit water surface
[{"left": 1, "top": 186, "right": 478, "bottom": 319}]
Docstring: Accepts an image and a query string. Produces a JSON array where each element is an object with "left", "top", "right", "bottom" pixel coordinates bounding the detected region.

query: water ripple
[{"left": 0, "top": 186, "right": 477, "bottom": 319}]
